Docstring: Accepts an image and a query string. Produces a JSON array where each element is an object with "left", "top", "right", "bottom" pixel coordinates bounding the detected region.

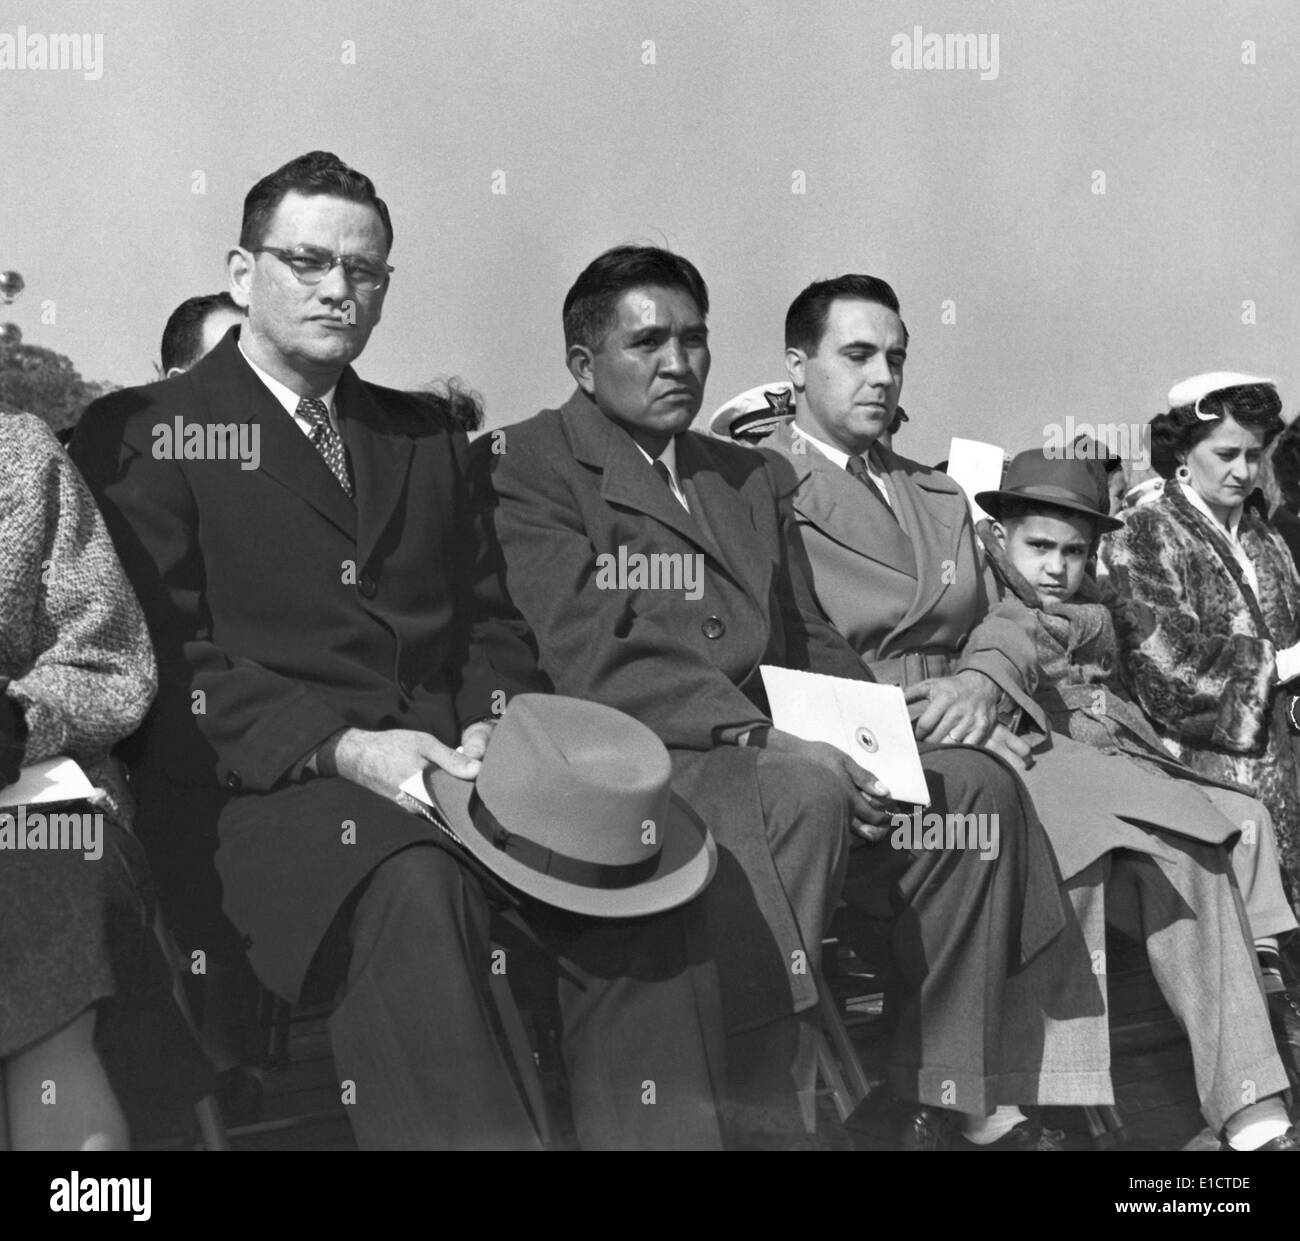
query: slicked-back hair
[
  {"left": 785, "top": 274, "right": 908, "bottom": 356},
  {"left": 239, "top": 150, "right": 393, "bottom": 253},
  {"left": 160, "top": 291, "right": 242, "bottom": 373},
  {"left": 1148, "top": 383, "right": 1284, "bottom": 479},
  {"left": 563, "top": 245, "right": 709, "bottom": 351}
]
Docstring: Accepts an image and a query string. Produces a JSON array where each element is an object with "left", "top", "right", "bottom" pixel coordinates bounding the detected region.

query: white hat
[
  {"left": 708, "top": 382, "right": 794, "bottom": 440},
  {"left": 1167, "top": 372, "right": 1276, "bottom": 421}
]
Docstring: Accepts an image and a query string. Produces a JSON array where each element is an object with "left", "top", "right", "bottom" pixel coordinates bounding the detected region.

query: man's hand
[
  {"left": 458, "top": 719, "right": 497, "bottom": 762},
  {"left": 905, "top": 670, "right": 1000, "bottom": 746},
  {"left": 328, "top": 727, "right": 482, "bottom": 802},
  {"left": 763, "top": 728, "right": 895, "bottom": 843},
  {"left": 981, "top": 722, "right": 1034, "bottom": 772}
]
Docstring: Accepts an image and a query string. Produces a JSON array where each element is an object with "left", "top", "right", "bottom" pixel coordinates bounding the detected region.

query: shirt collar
[
  {"left": 791, "top": 422, "right": 853, "bottom": 471},
  {"left": 634, "top": 434, "right": 682, "bottom": 488},
  {"left": 1178, "top": 479, "right": 1242, "bottom": 542},
  {"left": 238, "top": 340, "right": 337, "bottom": 419}
]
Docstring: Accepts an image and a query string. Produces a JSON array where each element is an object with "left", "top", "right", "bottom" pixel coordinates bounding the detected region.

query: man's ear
[
  {"left": 567, "top": 343, "right": 596, "bottom": 395},
  {"left": 227, "top": 247, "right": 253, "bottom": 309},
  {"left": 784, "top": 346, "right": 806, "bottom": 390},
  {"left": 990, "top": 519, "right": 1009, "bottom": 549}
]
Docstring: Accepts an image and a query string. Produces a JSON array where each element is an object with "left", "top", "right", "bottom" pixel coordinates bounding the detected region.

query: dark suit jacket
[
  {"left": 476, "top": 389, "right": 870, "bottom": 1030},
  {"left": 71, "top": 328, "right": 539, "bottom": 998}
]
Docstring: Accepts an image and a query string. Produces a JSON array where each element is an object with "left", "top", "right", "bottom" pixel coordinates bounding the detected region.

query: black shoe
[
  {"left": 845, "top": 1091, "right": 955, "bottom": 1151},
  {"left": 954, "top": 1118, "right": 1065, "bottom": 1150},
  {"left": 1219, "top": 1126, "right": 1300, "bottom": 1151},
  {"left": 1267, "top": 989, "right": 1300, "bottom": 1088},
  {"left": 215, "top": 1066, "right": 264, "bottom": 1128}
]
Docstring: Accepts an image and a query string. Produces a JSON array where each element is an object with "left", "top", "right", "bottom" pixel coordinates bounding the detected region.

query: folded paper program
[
  {"left": 759, "top": 665, "right": 931, "bottom": 806},
  {"left": 0, "top": 756, "right": 97, "bottom": 809}
]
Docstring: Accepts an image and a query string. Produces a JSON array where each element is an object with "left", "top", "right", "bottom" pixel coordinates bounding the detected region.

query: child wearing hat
[{"left": 972, "top": 449, "right": 1300, "bottom": 1150}]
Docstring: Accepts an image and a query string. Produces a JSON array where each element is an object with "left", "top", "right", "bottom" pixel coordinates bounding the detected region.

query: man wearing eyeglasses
[{"left": 70, "top": 151, "right": 726, "bottom": 1150}]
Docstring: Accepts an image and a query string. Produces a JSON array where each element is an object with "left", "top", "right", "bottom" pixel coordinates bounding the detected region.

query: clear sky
[{"left": 2, "top": 0, "right": 1296, "bottom": 465}]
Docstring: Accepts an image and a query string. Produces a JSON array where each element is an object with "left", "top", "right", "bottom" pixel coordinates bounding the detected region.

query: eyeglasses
[{"left": 256, "top": 246, "right": 394, "bottom": 292}]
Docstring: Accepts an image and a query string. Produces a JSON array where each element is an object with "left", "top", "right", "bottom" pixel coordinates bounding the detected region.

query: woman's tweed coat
[
  {"left": 0, "top": 411, "right": 156, "bottom": 794},
  {"left": 0, "top": 410, "right": 201, "bottom": 1109},
  {"left": 1108, "top": 482, "right": 1300, "bottom": 891}
]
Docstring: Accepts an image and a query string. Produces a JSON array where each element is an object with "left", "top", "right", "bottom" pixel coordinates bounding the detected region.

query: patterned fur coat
[
  {"left": 1107, "top": 481, "right": 1300, "bottom": 883},
  {"left": 0, "top": 411, "right": 156, "bottom": 814}
]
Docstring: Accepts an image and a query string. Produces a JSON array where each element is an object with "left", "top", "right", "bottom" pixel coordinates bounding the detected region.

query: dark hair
[
  {"left": 785, "top": 274, "right": 909, "bottom": 355},
  {"left": 562, "top": 245, "right": 709, "bottom": 351},
  {"left": 406, "top": 379, "right": 485, "bottom": 434},
  {"left": 1271, "top": 419, "right": 1300, "bottom": 490},
  {"left": 160, "top": 291, "right": 242, "bottom": 373},
  {"left": 1072, "top": 434, "right": 1124, "bottom": 475},
  {"left": 1148, "top": 383, "right": 1285, "bottom": 479},
  {"left": 239, "top": 150, "right": 393, "bottom": 253}
]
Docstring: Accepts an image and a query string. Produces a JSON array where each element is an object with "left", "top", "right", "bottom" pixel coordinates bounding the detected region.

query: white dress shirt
[
  {"left": 792, "top": 423, "right": 894, "bottom": 510},
  {"left": 239, "top": 341, "right": 340, "bottom": 437},
  {"left": 635, "top": 436, "right": 690, "bottom": 512}
]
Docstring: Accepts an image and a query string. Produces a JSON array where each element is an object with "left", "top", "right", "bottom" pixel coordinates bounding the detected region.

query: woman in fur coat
[{"left": 1108, "top": 375, "right": 1300, "bottom": 909}]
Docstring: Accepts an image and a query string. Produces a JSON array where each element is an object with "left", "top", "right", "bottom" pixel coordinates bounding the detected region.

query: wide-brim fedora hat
[
  {"left": 424, "top": 694, "right": 716, "bottom": 918},
  {"left": 976, "top": 449, "right": 1123, "bottom": 533}
]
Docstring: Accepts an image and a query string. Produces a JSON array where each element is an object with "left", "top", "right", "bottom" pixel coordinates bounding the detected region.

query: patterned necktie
[
  {"left": 296, "top": 396, "right": 354, "bottom": 499},
  {"left": 846, "top": 453, "right": 897, "bottom": 522}
]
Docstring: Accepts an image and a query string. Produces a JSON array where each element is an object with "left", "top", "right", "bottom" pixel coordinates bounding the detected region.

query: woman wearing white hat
[{"left": 1109, "top": 374, "right": 1300, "bottom": 1037}]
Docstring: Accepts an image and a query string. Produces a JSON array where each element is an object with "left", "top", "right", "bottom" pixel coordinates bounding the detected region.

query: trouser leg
[
  {"left": 531, "top": 897, "right": 725, "bottom": 1150},
  {"left": 843, "top": 745, "right": 1105, "bottom": 1114},
  {"left": 1196, "top": 786, "right": 1299, "bottom": 941},
  {"left": 1106, "top": 834, "right": 1290, "bottom": 1133},
  {"left": 727, "top": 754, "right": 849, "bottom": 1133},
  {"left": 326, "top": 846, "right": 540, "bottom": 1150}
]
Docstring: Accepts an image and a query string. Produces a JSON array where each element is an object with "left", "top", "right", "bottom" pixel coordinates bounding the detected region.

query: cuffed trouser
[
  {"left": 839, "top": 745, "right": 1105, "bottom": 1117},
  {"left": 319, "top": 845, "right": 724, "bottom": 1149},
  {"left": 1065, "top": 830, "right": 1290, "bottom": 1134}
]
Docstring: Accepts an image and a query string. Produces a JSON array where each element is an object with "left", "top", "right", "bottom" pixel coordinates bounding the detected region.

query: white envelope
[
  {"left": 946, "top": 437, "right": 1005, "bottom": 523},
  {"left": 0, "top": 757, "right": 98, "bottom": 809},
  {"left": 760, "top": 666, "right": 931, "bottom": 806}
]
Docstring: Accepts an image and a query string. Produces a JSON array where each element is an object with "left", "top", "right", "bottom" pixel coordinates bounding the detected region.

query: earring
[{"left": 1175, "top": 462, "right": 1191, "bottom": 483}]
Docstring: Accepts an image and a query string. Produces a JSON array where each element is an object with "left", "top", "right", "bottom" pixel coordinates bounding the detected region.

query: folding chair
[{"left": 152, "top": 909, "right": 231, "bottom": 1150}]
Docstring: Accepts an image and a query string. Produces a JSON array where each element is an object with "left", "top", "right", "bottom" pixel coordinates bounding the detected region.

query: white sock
[
  {"left": 1224, "top": 1097, "right": 1291, "bottom": 1150},
  {"left": 961, "top": 1105, "right": 1027, "bottom": 1145}
]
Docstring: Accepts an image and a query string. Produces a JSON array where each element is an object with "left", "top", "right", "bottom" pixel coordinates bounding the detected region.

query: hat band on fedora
[
  {"left": 469, "top": 793, "right": 662, "bottom": 891},
  {"left": 1007, "top": 482, "right": 1099, "bottom": 508}
]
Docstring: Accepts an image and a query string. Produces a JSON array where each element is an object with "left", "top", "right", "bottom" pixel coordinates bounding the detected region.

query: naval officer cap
[{"left": 708, "top": 382, "right": 795, "bottom": 443}]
